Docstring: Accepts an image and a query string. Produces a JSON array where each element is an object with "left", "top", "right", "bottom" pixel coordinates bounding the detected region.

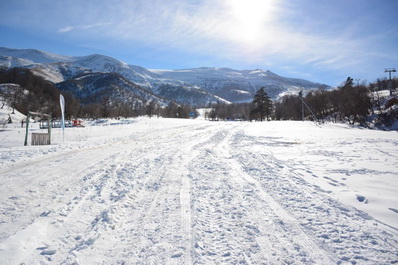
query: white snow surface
[{"left": 0, "top": 115, "right": 397, "bottom": 264}]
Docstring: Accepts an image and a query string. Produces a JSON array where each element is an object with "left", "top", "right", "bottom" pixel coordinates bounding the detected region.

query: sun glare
[{"left": 228, "top": 0, "right": 275, "bottom": 43}]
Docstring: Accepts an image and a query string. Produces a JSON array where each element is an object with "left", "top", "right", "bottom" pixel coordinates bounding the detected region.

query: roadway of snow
[{"left": 0, "top": 117, "right": 397, "bottom": 264}]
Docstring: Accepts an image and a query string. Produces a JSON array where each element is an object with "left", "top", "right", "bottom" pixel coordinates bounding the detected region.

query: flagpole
[{"left": 60, "top": 94, "right": 65, "bottom": 142}]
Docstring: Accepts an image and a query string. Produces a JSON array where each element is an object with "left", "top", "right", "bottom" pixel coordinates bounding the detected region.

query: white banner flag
[{"left": 60, "top": 94, "right": 65, "bottom": 141}]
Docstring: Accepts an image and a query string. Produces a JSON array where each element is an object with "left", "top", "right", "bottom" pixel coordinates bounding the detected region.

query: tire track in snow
[
  {"left": 164, "top": 125, "right": 220, "bottom": 264},
  {"left": 215, "top": 126, "right": 335, "bottom": 264},
  {"left": 58, "top": 123, "right": 220, "bottom": 264},
  {"left": 63, "top": 129, "right": 190, "bottom": 263},
  {"left": 180, "top": 168, "right": 194, "bottom": 264},
  {"left": 188, "top": 125, "right": 275, "bottom": 264},
  {"left": 0, "top": 143, "right": 131, "bottom": 264},
  {"left": 1, "top": 122, "right": 214, "bottom": 264},
  {"left": 3, "top": 120, "right": 398, "bottom": 264},
  {"left": 230, "top": 128, "right": 398, "bottom": 264}
]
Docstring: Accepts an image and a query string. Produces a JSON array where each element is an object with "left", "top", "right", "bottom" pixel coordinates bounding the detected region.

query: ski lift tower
[{"left": 384, "top": 68, "right": 396, "bottom": 96}]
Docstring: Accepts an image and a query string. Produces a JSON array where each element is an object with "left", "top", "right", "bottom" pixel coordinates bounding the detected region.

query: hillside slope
[{"left": 0, "top": 47, "right": 329, "bottom": 105}]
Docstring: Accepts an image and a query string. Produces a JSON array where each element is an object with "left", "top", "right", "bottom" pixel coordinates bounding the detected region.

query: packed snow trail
[{"left": 0, "top": 119, "right": 397, "bottom": 264}]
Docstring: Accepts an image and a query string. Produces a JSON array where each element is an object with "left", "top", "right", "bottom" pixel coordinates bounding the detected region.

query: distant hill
[
  {"left": 0, "top": 47, "right": 330, "bottom": 106},
  {"left": 57, "top": 72, "right": 167, "bottom": 106}
]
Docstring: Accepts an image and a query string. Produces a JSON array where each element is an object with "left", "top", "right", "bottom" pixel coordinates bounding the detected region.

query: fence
[{"left": 31, "top": 133, "right": 50, "bottom": 145}]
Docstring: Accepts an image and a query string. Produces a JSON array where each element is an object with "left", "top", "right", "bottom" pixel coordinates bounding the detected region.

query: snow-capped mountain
[
  {"left": 151, "top": 67, "right": 327, "bottom": 102},
  {"left": 0, "top": 47, "right": 73, "bottom": 64},
  {"left": 0, "top": 47, "right": 329, "bottom": 105}
]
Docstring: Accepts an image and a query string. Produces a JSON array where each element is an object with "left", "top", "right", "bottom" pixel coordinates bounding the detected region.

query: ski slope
[{"left": 0, "top": 117, "right": 397, "bottom": 264}]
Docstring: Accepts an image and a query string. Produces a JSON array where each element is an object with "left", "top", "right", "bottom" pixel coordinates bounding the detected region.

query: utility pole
[
  {"left": 384, "top": 68, "right": 396, "bottom": 96},
  {"left": 299, "top": 90, "right": 304, "bottom": 121},
  {"left": 298, "top": 90, "right": 317, "bottom": 122},
  {"left": 355, "top": 79, "right": 361, "bottom": 87}
]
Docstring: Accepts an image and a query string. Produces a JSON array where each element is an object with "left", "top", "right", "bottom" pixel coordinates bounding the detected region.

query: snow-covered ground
[{"left": 0, "top": 112, "right": 397, "bottom": 264}]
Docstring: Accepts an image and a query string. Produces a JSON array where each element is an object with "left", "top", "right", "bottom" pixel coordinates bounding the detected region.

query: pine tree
[{"left": 251, "top": 87, "right": 272, "bottom": 121}]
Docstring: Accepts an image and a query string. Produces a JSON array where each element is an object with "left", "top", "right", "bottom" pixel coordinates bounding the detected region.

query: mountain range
[{"left": 0, "top": 47, "right": 329, "bottom": 106}]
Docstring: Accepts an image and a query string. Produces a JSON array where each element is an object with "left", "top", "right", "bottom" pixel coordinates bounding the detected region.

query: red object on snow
[{"left": 72, "top": 120, "right": 84, "bottom": 127}]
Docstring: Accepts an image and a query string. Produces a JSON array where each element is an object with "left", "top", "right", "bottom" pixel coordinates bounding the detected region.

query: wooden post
[
  {"left": 48, "top": 113, "right": 52, "bottom": 145},
  {"left": 24, "top": 112, "right": 30, "bottom": 146}
]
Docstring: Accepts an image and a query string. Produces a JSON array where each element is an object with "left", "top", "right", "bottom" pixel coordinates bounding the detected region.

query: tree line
[
  {"left": 275, "top": 77, "right": 397, "bottom": 126},
  {"left": 206, "top": 87, "right": 273, "bottom": 121},
  {"left": 1, "top": 67, "right": 396, "bottom": 127},
  {"left": 207, "top": 77, "right": 397, "bottom": 127}
]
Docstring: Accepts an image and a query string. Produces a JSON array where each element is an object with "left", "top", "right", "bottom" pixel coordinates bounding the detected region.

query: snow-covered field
[{"left": 0, "top": 113, "right": 397, "bottom": 264}]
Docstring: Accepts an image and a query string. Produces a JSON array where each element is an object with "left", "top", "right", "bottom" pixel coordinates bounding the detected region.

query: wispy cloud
[
  {"left": 58, "top": 22, "right": 111, "bottom": 33},
  {"left": 86, "top": 0, "right": 352, "bottom": 68},
  {"left": 58, "top": 26, "right": 74, "bottom": 33},
  {"left": 1, "top": 0, "right": 396, "bottom": 85},
  {"left": 73, "top": 0, "right": 394, "bottom": 84}
]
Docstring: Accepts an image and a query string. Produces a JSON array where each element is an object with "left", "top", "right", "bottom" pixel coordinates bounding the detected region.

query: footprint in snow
[
  {"left": 388, "top": 208, "right": 398, "bottom": 214},
  {"left": 356, "top": 195, "right": 368, "bottom": 204},
  {"left": 40, "top": 249, "right": 57, "bottom": 255},
  {"left": 40, "top": 210, "right": 51, "bottom": 217},
  {"left": 37, "top": 245, "right": 57, "bottom": 255}
]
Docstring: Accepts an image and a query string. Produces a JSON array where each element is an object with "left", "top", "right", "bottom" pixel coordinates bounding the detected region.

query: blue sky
[{"left": 0, "top": 0, "right": 397, "bottom": 86}]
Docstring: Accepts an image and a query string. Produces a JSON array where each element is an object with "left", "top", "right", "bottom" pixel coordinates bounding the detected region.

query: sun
[{"left": 228, "top": 0, "right": 276, "bottom": 43}]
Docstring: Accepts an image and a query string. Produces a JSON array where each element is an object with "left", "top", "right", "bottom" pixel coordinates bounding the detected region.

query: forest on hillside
[{"left": 0, "top": 68, "right": 196, "bottom": 120}]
